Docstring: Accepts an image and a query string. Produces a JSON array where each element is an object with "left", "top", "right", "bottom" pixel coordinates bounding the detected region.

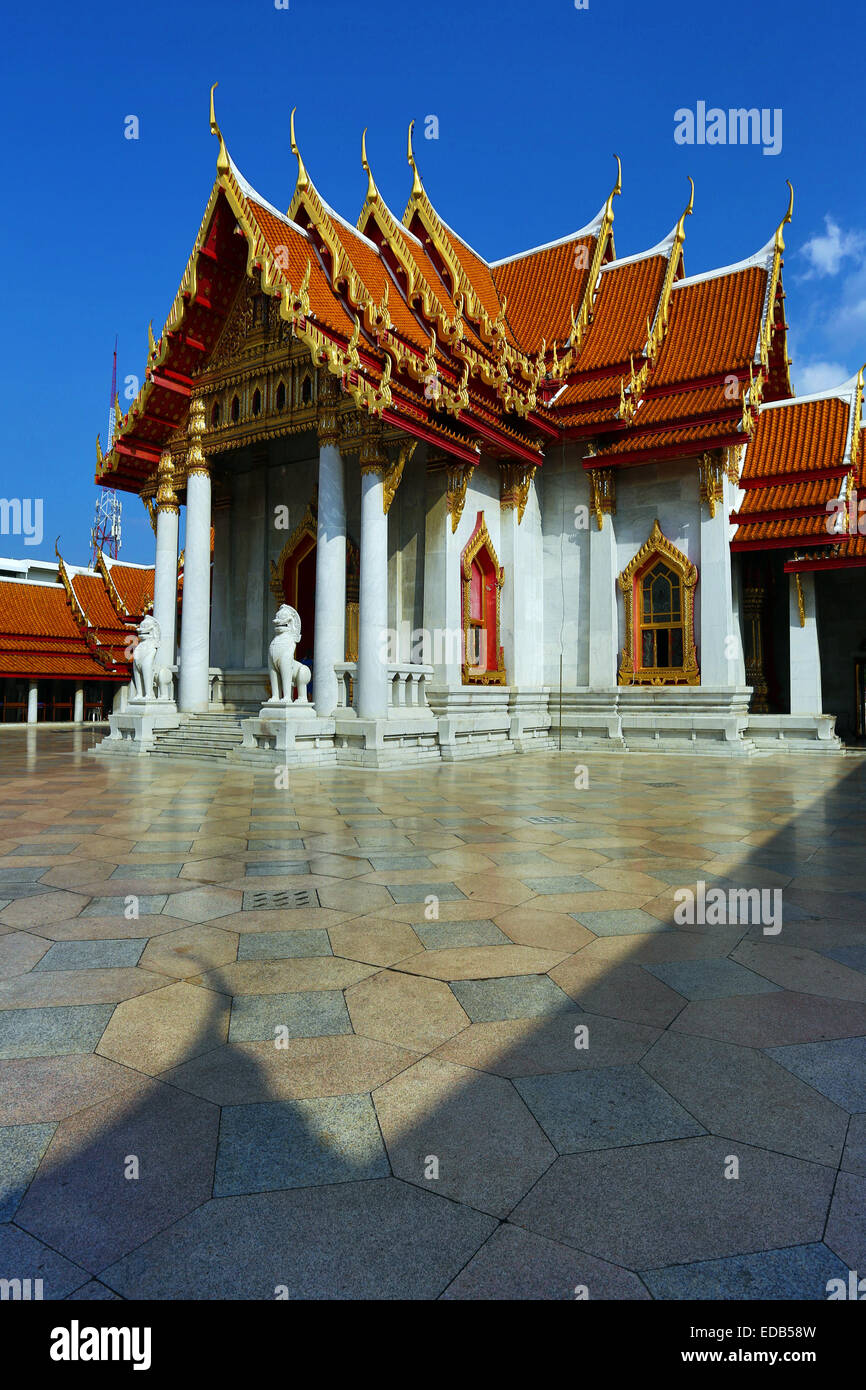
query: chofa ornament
[
  {"left": 266, "top": 604, "right": 312, "bottom": 704},
  {"left": 130, "top": 615, "right": 174, "bottom": 701}
]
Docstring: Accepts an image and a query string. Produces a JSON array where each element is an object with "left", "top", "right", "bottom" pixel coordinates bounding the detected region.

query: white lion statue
[
  {"left": 267, "top": 604, "right": 311, "bottom": 704},
  {"left": 130, "top": 614, "right": 174, "bottom": 701}
]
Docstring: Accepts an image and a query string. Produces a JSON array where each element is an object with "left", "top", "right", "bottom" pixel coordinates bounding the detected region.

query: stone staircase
[{"left": 149, "top": 711, "right": 248, "bottom": 762}]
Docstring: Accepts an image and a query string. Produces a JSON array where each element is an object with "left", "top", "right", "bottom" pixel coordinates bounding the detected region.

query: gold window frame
[{"left": 618, "top": 519, "right": 699, "bottom": 686}]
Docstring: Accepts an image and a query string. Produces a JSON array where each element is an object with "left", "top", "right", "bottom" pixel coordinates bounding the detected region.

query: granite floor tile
[
  {"left": 375, "top": 1057, "right": 555, "bottom": 1216},
  {"left": 514, "top": 1065, "right": 705, "bottom": 1153},
  {"left": 642, "top": 1243, "right": 850, "bottom": 1300},
  {"left": 0, "top": 1053, "right": 142, "bottom": 1125},
  {"left": 0, "top": 1121, "right": 56, "bottom": 1220},
  {"left": 99, "top": 1180, "right": 496, "bottom": 1299},
  {"left": 824, "top": 1172, "right": 866, "bottom": 1271},
  {"left": 765, "top": 1037, "right": 866, "bottom": 1111},
  {"left": 0, "top": 1004, "right": 114, "bottom": 1059},
  {"left": 33, "top": 938, "right": 147, "bottom": 971},
  {"left": 228, "top": 989, "right": 352, "bottom": 1043},
  {"left": 346, "top": 970, "right": 469, "bottom": 1053},
  {"left": 571, "top": 909, "right": 674, "bottom": 936},
  {"left": 214, "top": 1094, "right": 390, "bottom": 1195},
  {"left": 511, "top": 1137, "right": 836, "bottom": 1268},
  {"left": 440, "top": 1223, "right": 650, "bottom": 1300},
  {"left": 0, "top": 1222, "right": 90, "bottom": 1299},
  {"left": 237, "top": 929, "right": 331, "bottom": 960},
  {"left": 96, "top": 981, "right": 230, "bottom": 1074},
  {"left": 841, "top": 1115, "right": 866, "bottom": 1177},
  {"left": 644, "top": 958, "right": 780, "bottom": 1001},
  {"left": 13, "top": 1079, "right": 220, "bottom": 1271},
  {"left": 450, "top": 974, "right": 578, "bottom": 1023}
]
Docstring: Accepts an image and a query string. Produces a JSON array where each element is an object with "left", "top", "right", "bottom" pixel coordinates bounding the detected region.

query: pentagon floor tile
[
  {"left": 511, "top": 1138, "right": 835, "bottom": 1268},
  {"left": 0, "top": 1121, "right": 56, "bottom": 1220},
  {"left": 375, "top": 1057, "right": 555, "bottom": 1216},
  {"left": 641, "top": 1244, "right": 849, "bottom": 1300},
  {"left": 0, "top": 1223, "right": 89, "bottom": 1300},
  {"left": 96, "top": 981, "right": 229, "bottom": 1074},
  {"left": 514, "top": 1065, "right": 705, "bottom": 1153},
  {"left": 345, "top": 971, "right": 469, "bottom": 1053},
  {"left": 765, "top": 1037, "right": 866, "bottom": 1111},
  {"left": 98, "top": 1180, "right": 496, "bottom": 1299},
  {"left": 13, "top": 1079, "right": 219, "bottom": 1271},
  {"left": 0, "top": 1054, "right": 142, "bottom": 1125},
  {"left": 440, "top": 1224, "right": 650, "bottom": 1300}
]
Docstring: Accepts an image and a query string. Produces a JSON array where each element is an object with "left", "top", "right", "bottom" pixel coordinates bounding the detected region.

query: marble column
[
  {"left": 500, "top": 465, "right": 543, "bottom": 685},
  {"left": 27, "top": 680, "right": 38, "bottom": 724},
  {"left": 313, "top": 403, "right": 346, "bottom": 717},
  {"left": 699, "top": 454, "right": 742, "bottom": 685},
  {"left": 588, "top": 471, "right": 618, "bottom": 689},
  {"left": 73, "top": 686, "right": 84, "bottom": 722},
  {"left": 178, "top": 399, "right": 212, "bottom": 713},
  {"left": 356, "top": 434, "right": 389, "bottom": 719},
  {"left": 152, "top": 450, "right": 180, "bottom": 684},
  {"left": 789, "top": 571, "right": 823, "bottom": 712}
]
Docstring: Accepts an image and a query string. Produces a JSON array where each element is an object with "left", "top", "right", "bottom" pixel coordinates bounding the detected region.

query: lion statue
[
  {"left": 266, "top": 604, "right": 311, "bottom": 704},
  {"left": 130, "top": 615, "right": 174, "bottom": 701}
]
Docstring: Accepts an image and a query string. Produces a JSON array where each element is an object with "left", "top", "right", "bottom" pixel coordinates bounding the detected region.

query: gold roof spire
[
  {"left": 604, "top": 154, "right": 622, "bottom": 223},
  {"left": 361, "top": 128, "right": 377, "bottom": 204},
  {"left": 407, "top": 120, "right": 423, "bottom": 198},
  {"left": 290, "top": 107, "right": 309, "bottom": 194},
  {"left": 774, "top": 180, "right": 794, "bottom": 254},
  {"left": 209, "top": 83, "right": 229, "bottom": 177},
  {"left": 675, "top": 176, "right": 694, "bottom": 245}
]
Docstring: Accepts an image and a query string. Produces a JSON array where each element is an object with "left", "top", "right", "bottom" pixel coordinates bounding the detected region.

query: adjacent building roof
[{"left": 0, "top": 554, "right": 154, "bottom": 682}]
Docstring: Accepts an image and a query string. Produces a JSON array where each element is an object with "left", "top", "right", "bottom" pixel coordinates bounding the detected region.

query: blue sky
[{"left": 2, "top": 0, "right": 864, "bottom": 565}]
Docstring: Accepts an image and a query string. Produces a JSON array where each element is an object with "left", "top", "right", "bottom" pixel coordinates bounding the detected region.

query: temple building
[
  {"left": 0, "top": 553, "right": 153, "bottom": 723},
  {"left": 91, "top": 92, "right": 866, "bottom": 765}
]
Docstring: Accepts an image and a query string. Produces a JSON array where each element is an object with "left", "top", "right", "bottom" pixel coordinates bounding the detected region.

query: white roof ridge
[
  {"left": 228, "top": 158, "right": 306, "bottom": 231},
  {"left": 104, "top": 557, "right": 154, "bottom": 571},
  {"left": 0, "top": 577, "right": 65, "bottom": 589},
  {"left": 489, "top": 203, "right": 607, "bottom": 268},
  {"left": 433, "top": 210, "right": 492, "bottom": 268},
  {"left": 317, "top": 195, "right": 382, "bottom": 254},
  {"left": 759, "top": 371, "right": 862, "bottom": 412},
  {"left": 602, "top": 226, "right": 678, "bottom": 272},
  {"left": 674, "top": 235, "right": 775, "bottom": 290}
]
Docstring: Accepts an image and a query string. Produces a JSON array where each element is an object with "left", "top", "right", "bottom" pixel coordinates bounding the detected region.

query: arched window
[
  {"left": 276, "top": 380, "right": 286, "bottom": 412},
  {"left": 252, "top": 387, "right": 262, "bottom": 417},
  {"left": 618, "top": 520, "right": 699, "bottom": 685},
  {"left": 461, "top": 512, "right": 505, "bottom": 684},
  {"left": 231, "top": 394, "right": 240, "bottom": 423},
  {"left": 301, "top": 375, "right": 312, "bottom": 405},
  {"left": 211, "top": 400, "right": 220, "bottom": 427}
]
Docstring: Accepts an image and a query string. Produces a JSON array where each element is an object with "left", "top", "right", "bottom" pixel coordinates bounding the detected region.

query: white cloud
[
  {"left": 799, "top": 216, "right": 865, "bottom": 279},
  {"left": 794, "top": 359, "right": 851, "bottom": 395}
]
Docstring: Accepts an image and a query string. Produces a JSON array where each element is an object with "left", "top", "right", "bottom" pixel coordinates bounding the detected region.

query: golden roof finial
[
  {"left": 774, "top": 180, "right": 794, "bottom": 254},
  {"left": 604, "top": 154, "right": 622, "bottom": 222},
  {"left": 209, "top": 83, "right": 229, "bottom": 176},
  {"left": 291, "top": 107, "right": 309, "bottom": 194},
  {"left": 407, "top": 120, "right": 423, "bottom": 198},
  {"left": 675, "top": 176, "right": 694, "bottom": 244},
  {"left": 361, "top": 127, "right": 377, "bottom": 203}
]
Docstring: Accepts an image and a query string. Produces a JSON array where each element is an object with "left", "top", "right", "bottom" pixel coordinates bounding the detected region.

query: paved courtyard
[{"left": 0, "top": 729, "right": 864, "bottom": 1300}]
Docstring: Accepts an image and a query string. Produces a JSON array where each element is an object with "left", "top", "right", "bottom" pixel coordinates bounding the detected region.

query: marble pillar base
[
  {"left": 97, "top": 701, "right": 180, "bottom": 755},
  {"left": 236, "top": 707, "right": 336, "bottom": 766}
]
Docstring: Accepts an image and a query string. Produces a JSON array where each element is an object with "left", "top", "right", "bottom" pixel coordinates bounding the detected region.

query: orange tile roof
[
  {"left": 249, "top": 201, "right": 357, "bottom": 340},
  {"left": 0, "top": 582, "right": 81, "bottom": 639},
  {"left": 576, "top": 255, "right": 667, "bottom": 372},
  {"left": 734, "top": 477, "right": 841, "bottom": 515},
  {"left": 595, "top": 418, "right": 742, "bottom": 459},
  {"left": 492, "top": 237, "right": 595, "bottom": 353},
  {"left": 106, "top": 563, "right": 154, "bottom": 618},
  {"left": 740, "top": 397, "right": 850, "bottom": 481},
  {"left": 652, "top": 266, "right": 766, "bottom": 387}
]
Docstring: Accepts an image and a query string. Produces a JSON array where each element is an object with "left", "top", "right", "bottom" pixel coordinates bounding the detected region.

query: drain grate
[
  {"left": 526, "top": 815, "right": 572, "bottom": 824},
  {"left": 242, "top": 888, "right": 319, "bottom": 911},
  {"left": 646, "top": 782, "right": 682, "bottom": 789}
]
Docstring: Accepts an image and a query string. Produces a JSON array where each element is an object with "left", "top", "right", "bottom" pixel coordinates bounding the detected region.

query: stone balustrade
[{"left": 334, "top": 661, "right": 434, "bottom": 713}]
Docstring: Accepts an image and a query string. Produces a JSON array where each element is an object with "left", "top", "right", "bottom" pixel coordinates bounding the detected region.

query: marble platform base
[
  {"left": 93, "top": 701, "right": 180, "bottom": 755},
  {"left": 557, "top": 687, "right": 758, "bottom": 756},
  {"left": 747, "top": 713, "right": 843, "bottom": 753}
]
